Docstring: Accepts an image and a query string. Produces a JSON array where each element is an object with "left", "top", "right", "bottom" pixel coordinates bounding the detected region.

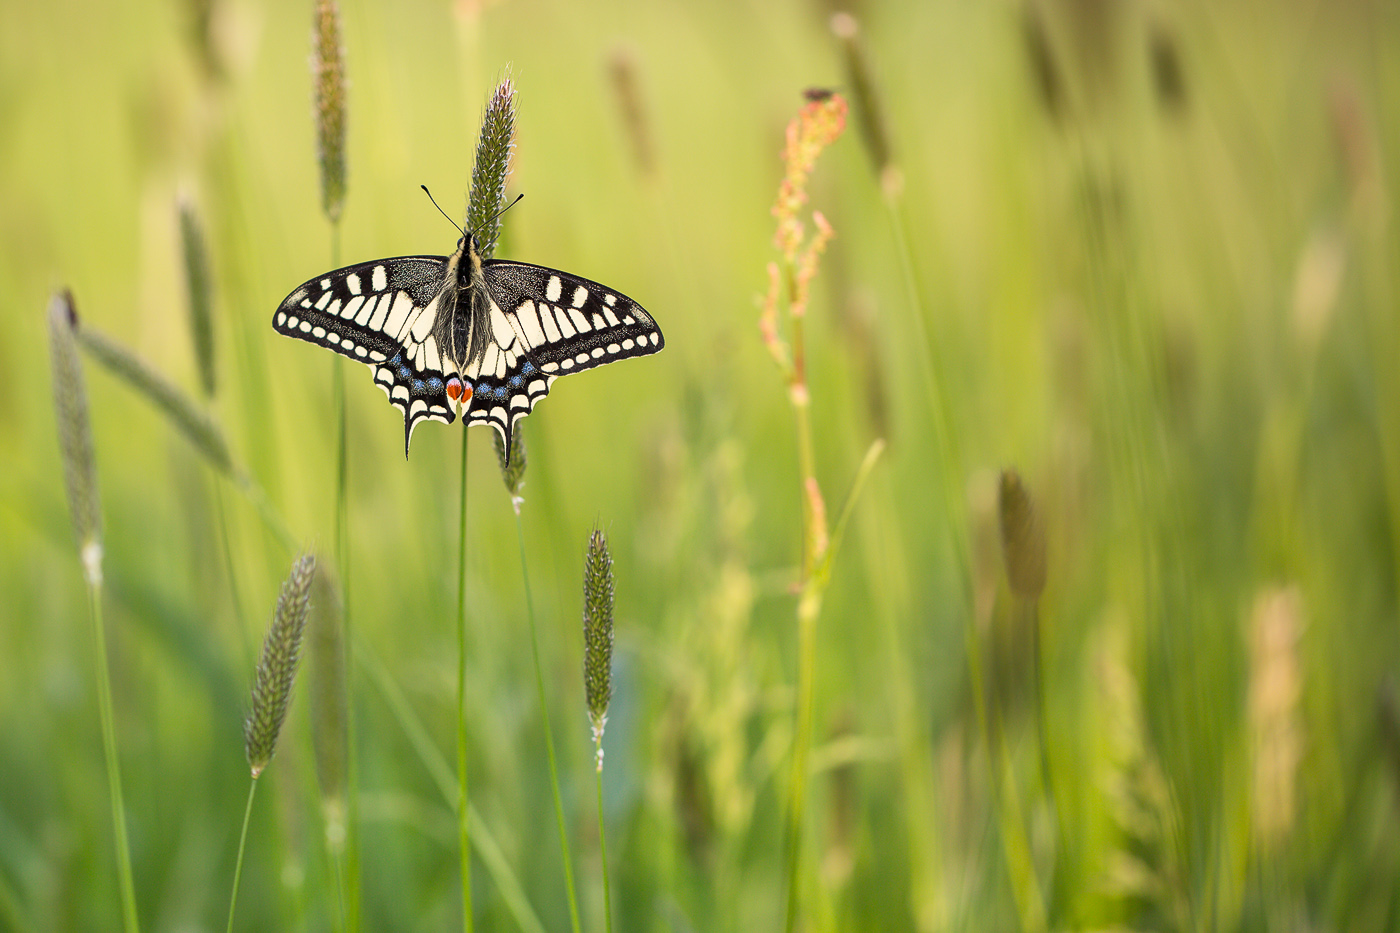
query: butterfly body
[{"left": 274, "top": 233, "right": 663, "bottom": 457}]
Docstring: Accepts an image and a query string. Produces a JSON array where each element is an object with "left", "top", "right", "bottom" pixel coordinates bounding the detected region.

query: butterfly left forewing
[{"left": 274, "top": 256, "right": 460, "bottom": 455}]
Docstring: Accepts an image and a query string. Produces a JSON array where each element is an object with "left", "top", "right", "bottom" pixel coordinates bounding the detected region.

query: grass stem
[
  {"left": 595, "top": 752, "right": 612, "bottom": 933},
  {"left": 455, "top": 426, "right": 474, "bottom": 933},
  {"left": 516, "top": 511, "right": 582, "bottom": 933},
  {"left": 225, "top": 778, "right": 258, "bottom": 933},
  {"left": 89, "top": 580, "right": 141, "bottom": 933}
]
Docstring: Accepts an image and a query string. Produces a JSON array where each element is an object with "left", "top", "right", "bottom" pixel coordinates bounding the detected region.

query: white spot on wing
[
  {"left": 576, "top": 352, "right": 590, "bottom": 364},
  {"left": 571, "top": 285, "right": 588, "bottom": 308},
  {"left": 369, "top": 350, "right": 386, "bottom": 362},
  {"left": 355, "top": 346, "right": 368, "bottom": 357},
  {"left": 372, "top": 265, "right": 388, "bottom": 292},
  {"left": 554, "top": 307, "right": 577, "bottom": 338},
  {"left": 601, "top": 306, "right": 621, "bottom": 327},
  {"left": 364, "top": 293, "right": 389, "bottom": 329},
  {"left": 490, "top": 303, "right": 515, "bottom": 347},
  {"left": 481, "top": 343, "right": 500, "bottom": 380},
  {"left": 320, "top": 278, "right": 332, "bottom": 290},
  {"left": 591, "top": 347, "right": 605, "bottom": 359},
  {"left": 313, "top": 326, "right": 326, "bottom": 338},
  {"left": 546, "top": 276, "right": 562, "bottom": 303},
  {"left": 622, "top": 338, "right": 634, "bottom": 350},
  {"left": 568, "top": 308, "right": 591, "bottom": 333},
  {"left": 385, "top": 292, "right": 414, "bottom": 340},
  {"left": 591, "top": 313, "right": 606, "bottom": 330},
  {"left": 276, "top": 312, "right": 287, "bottom": 327},
  {"left": 517, "top": 300, "right": 546, "bottom": 347},
  {"left": 604, "top": 294, "right": 617, "bottom": 306},
  {"left": 300, "top": 299, "right": 312, "bottom": 309},
  {"left": 327, "top": 299, "right": 342, "bottom": 317},
  {"left": 299, "top": 320, "right": 312, "bottom": 333},
  {"left": 511, "top": 394, "right": 529, "bottom": 410},
  {"left": 424, "top": 337, "right": 441, "bottom": 373},
  {"left": 561, "top": 358, "right": 574, "bottom": 370},
  {"left": 542, "top": 361, "right": 559, "bottom": 373},
  {"left": 341, "top": 295, "right": 364, "bottom": 319},
  {"left": 347, "top": 273, "right": 362, "bottom": 295},
  {"left": 410, "top": 301, "right": 436, "bottom": 341},
  {"left": 607, "top": 343, "right": 620, "bottom": 354},
  {"left": 315, "top": 290, "right": 334, "bottom": 311},
  {"left": 540, "top": 305, "right": 563, "bottom": 342},
  {"left": 342, "top": 338, "right": 355, "bottom": 350}
]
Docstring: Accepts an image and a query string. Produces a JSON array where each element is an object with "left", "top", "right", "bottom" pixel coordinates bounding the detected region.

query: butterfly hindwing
[{"left": 273, "top": 256, "right": 459, "bottom": 452}]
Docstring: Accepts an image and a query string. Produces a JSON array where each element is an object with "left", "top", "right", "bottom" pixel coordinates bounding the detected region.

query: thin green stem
[
  {"left": 328, "top": 221, "right": 361, "bottom": 933},
  {"left": 783, "top": 584, "right": 821, "bottom": 933},
  {"left": 226, "top": 778, "right": 258, "bottom": 933},
  {"left": 456, "top": 426, "right": 473, "bottom": 933},
  {"left": 594, "top": 748, "right": 612, "bottom": 933},
  {"left": 515, "top": 512, "right": 582, "bottom": 933},
  {"left": 89, "top": 581, "right": 140, "bottom": 933}
]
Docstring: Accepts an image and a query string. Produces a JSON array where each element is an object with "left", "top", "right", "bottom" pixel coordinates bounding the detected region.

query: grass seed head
[
  {"left": 583, "top": 527, "right": 615, "bottom": 767},
  {"left": 48, "top": 291, "right": 103, "bottom": 585},
  {"left": 312, "top": 0, "right": 347, "bottom": 224},
  {"left": 246, "top": 554, "right": 317, "bottom": 778}
]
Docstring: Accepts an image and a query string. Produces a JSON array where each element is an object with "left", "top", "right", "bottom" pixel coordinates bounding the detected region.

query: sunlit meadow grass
[{"left": 11, "top": 1, "right": 1400, "bottom": 931}]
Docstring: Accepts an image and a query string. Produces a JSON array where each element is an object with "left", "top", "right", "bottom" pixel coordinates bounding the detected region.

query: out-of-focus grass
[{"left": 5, "top": 0, "right": 1400, "bottom": 929}]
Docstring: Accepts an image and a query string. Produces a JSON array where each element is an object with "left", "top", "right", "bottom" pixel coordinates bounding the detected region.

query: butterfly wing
[
  {"left": 462, "top": 259, "right": 665, "bottom": 446},
  {"left": 273, "top": 256, "right": 460, "bottom": 455}
]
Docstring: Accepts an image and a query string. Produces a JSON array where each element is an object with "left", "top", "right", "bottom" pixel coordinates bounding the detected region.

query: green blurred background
[{"left": 4, "top": 0, "right": 1400, "bottom": 929}]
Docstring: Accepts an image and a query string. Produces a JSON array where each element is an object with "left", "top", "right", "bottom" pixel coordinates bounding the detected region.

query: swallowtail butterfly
[{"left": 273, "top": 228, "right": 664, "bottom": 458}]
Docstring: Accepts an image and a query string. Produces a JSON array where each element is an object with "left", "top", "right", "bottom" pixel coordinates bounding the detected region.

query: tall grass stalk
[
  {"left": 452, "top": 74, "right": 517, "bottom": 932},
  {"left": 230, "top": 553, "right": 316, "bottom": 933},
  {"left": 582, "top": 528, "right": 615, "bottom": 933},
  {"left": 762, "top": 91, "right": 882, "bottom": 930},
  {"left": 49, "top": 291, "right": 140, "bottom": 933},
  {"left": 312, "top": 1, "right": 357, "bottom": 921}
]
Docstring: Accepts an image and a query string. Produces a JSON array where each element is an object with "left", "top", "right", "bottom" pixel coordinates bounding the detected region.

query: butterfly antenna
[
  {"left": 468, "top": 193, "right": 524, "bottom": 241},
  {"left": 421, "top": 185, "right": 466, "bottom": 237}
]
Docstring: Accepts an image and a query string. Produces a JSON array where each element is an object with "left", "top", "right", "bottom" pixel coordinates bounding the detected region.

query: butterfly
[{"left": 273, "top": 224, "right": 664, "bottom": 458}]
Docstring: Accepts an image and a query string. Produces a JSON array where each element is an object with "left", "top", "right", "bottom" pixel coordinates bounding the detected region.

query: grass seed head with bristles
[
  {"left": 179, "top": 194, "right": 216, "bottom": 398},
  {"left": 583, "top": 527, "right": 615, "bottom": 770},
  {"left": 307, "top": 559, "right": 348, "bottom": 846},
  {"left": 829, "top": 12, "right": 899, "bottom": 197},
  {"left": 76, "top": 324, "right": 235, "bottom": 476},
  {"left": 608, "top": 46, "right": 655, "bottom": 176},
  {"left": 492, "top": 424, "right": 527, "bottom": 510},
  {"left": 246, "top": 554, "right": 316, "bottom": 778},
  {"left": 312, "top": 0, "right": 346, "bottom": 224},
  {"left": 48, "top": 290, "right": 103, "bottom": 585},
  {"left": 466, "top": 73, "right": 516, "bottom": 260},
  {"left": 998, "top": 469, "right": 1046, "bottom": 602}
]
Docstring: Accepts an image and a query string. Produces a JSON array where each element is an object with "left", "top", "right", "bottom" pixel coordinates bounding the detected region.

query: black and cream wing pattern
[{"left": 273, "top": 235, "right": 664, "bottom": 457}]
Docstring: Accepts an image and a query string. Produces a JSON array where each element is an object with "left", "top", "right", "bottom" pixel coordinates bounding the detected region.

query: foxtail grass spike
[
  {"left": 48, "top": 291, "right": 103, "bottom": 586},
  {"left": 313, "top": 0, "right": 347, "bottom": 224},
  {"left": 492, "top": 424, "right": 527, "bottom": 509},
  {"left": 308, "top": 558, "right": 348, "bottom": 844},
  {"left": 179, "top": 194, "right": 217, "bottom": 398},
  {"left": 75, "top": 324, "right": 235, "bottom": 476},
  {"left": 583, "top": 527, "right": 614, "bottom": 769},
  {"left": 246, "top": 554, "right": 316, "bottom": 778},
  {"left": 830, "top": 12, "right": 897, "bottom": 194},
  {"left": 607, "top": 47, "right": 655, "bottom": 176},
  {"left": 467, "top": 72, "right": 516, "bottom": 260},
  {"left": 998, "top": 470, "right": 1046, "bottom": 601}
]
